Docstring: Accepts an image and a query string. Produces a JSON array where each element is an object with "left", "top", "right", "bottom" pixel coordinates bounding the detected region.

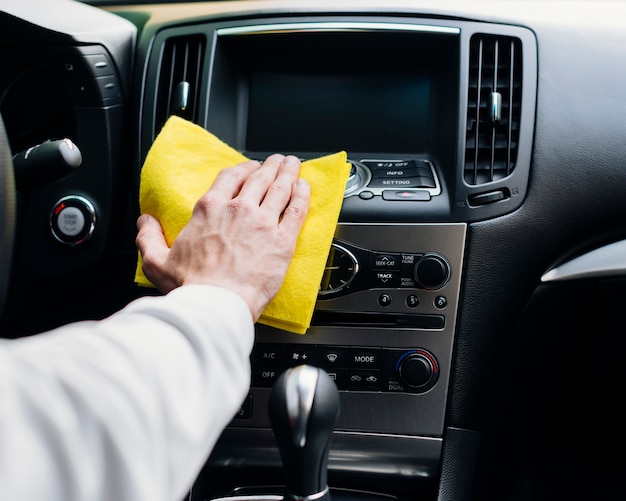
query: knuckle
[
  {"left": 269, "top": 180, "right": 289, "bottom": 196},
  {"left": 284, "top": 203, "right": 307, "bottom": 220},
  {"left": 194, "top": 192, "right": 219, "bottom": 215},
  {"left": 226, "top": 198, "right": 252, "bottom": 216},
  {"left": 218, "top": 166, "right": 246, "bottom": 185}
]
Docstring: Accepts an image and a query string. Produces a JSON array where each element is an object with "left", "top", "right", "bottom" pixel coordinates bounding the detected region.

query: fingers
[
  {"left": 209, "top": 159, "right": 262, "bottom": 199},
  {"left": 206, "top": 155, "right": 302, "bottom": 215},
  {"left": 259, "top": 155, "right": 303, "bottom": 214},
  {"left": 279, "top": 177, "right": 311, "bottom": 236},
  {"left": 236, "top": 154, "right": 290, "bottom": 204}
]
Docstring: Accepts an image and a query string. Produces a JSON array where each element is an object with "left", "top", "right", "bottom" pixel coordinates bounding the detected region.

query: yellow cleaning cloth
[{"left": 135, "top": 116, "right": 351, "bottom": 334}]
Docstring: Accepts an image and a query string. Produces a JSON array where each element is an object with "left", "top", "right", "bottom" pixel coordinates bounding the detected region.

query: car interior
[{"left": 2, "top": 1, "right": 626, "bottom": 500}]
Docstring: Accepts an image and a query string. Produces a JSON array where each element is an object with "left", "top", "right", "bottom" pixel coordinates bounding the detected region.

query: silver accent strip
[
  {"left": 344, "top": 161, "right": 372, "bottom": 197},
  {"left": 541, "top": 238, "right": 626, "bottom": 282},
  {"left": 210, "top": 428, "right": 442, "bottom": 479},
  {"left": 286, "top": 366, "right": 319, "bottom": 448},
  {"left": 210, "top": 497, "right": 282, "bottom": 501},
  {"left": 173, "top": 81, "right": 190, "bottom": 113},
  {"left": 318, "top": 243, "right": 359, "bottom": 297},
  {"left": 286, "top": 487, "right": 329, "bottom": 501},
  {"left": 490, "top": 91, "right": 502, "bottom": 123},
  {"left": 217, "top": 22, "right": 460, "bottom": 37},
  {"left": 50, "top": 195, "right": 96, "bottom": 246}
]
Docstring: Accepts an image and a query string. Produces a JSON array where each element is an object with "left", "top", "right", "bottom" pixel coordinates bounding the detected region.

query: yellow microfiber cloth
[{"left": 135, "top": 116, "right": 351, "bottom": 334}]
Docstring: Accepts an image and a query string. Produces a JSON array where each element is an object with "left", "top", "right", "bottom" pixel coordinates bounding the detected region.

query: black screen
[{"left": 246, "top": 69, "right": 430, "bottom": 154}]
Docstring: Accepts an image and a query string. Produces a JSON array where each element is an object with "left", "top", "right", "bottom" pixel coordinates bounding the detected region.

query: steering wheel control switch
[
  {"left": 13, "top": 138, "right": 82, "bottom": 188},
  {"left": 50, "top": 195, "right": 96, "bottom": 246}
]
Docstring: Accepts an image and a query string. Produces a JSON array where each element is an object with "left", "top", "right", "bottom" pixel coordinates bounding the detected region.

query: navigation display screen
[{"left": 237, "top": 30, "right": 449, "bottom": 155}]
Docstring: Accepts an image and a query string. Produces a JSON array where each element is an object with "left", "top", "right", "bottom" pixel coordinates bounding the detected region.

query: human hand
[{"left": 136, "top": 154, "right": 310, "bottom": 321}]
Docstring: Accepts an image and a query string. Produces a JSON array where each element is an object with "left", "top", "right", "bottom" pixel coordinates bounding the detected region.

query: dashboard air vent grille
[
  {"left": 465, "top": 34, "right": 522, "bottom": 185},
  {"left": 154, "top": 35, "right": 205, "bottom": 136}
]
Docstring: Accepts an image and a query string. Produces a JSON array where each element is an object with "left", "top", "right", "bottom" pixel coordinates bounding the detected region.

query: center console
[{"left": 139, "top": 14, "right": 537, "bottom": 499}]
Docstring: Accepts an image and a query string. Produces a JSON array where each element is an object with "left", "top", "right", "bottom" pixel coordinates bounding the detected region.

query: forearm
[{"left": 0, "top": 285, "right": 254, "bottom": 501}]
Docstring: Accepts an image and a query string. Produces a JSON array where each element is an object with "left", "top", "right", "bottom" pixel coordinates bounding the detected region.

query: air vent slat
[
  {"left": 153, "top": 35, "right": 206, "bottom": 139},
  {"left": 465, "top": 34, "right": 522, "bottom": 185},
  {"left": 507, "top": 40, "right": 515, "bottom": 176}
]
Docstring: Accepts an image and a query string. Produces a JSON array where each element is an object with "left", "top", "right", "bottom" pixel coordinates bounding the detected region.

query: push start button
[
  {"left": 50, "top": 195, "right": 96, "bottom": 246},
  {"left": 57, "top": 206, "right": 85, "bottom": 236}
]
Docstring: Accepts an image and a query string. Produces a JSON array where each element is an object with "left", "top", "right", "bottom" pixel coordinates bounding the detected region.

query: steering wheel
[{"left": 0, "top": 112, "right": 15, "bottom": 319}]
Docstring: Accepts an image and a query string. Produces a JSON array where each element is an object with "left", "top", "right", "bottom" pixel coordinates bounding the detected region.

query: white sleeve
[{"left": 0, "top": 285, "right": 254, "bottom": 501}]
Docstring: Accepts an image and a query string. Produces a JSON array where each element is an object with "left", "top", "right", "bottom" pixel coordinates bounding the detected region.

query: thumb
[{"left": 136, "top": 214, "right": 173, "bottom": 290}]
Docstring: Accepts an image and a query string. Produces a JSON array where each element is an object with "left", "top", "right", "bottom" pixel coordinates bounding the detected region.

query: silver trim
[
  {"left": 490, "top": 91, "right": 502, "bottom": 123},
  {"left": 285, "top": 365, "right": 319, "bottom": 448},
  {"left": 344, "top": 161, "right": 372, "bottom": 197},
  {"left": 318, "top": 243, "right": 360, "bottom": 297},
  {"left": 50, "top": 195, "right": 96, "bottom": 246},
  {"left": 541, "top": 238, "right": 626, "bottom": 282},
  {"left": 210, "top": 496, "right": 282, "bottom": 501},
  {"left": 286, "top": 487, "right": 329, "bottom": 501},
  {"left": 209, "top": 491, "right": 329, "bottom": 501},
  {"left": 217, "top": 22, "right": 460, "bottom": 37},
  {"left": 210, "top": 428, "right": 443, "bottom": 479}
]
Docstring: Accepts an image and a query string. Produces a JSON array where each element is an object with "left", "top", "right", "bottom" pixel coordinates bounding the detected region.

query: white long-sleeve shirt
[{"left": 0, "top": 285, "right": 254, "bottom": 501}]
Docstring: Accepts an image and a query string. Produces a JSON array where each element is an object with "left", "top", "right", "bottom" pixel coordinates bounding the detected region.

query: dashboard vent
[
  {"left": 465, "top": 35, "right": 522, "bottom": 185},
  {"left": 154, "top": 35, "right": 205, "bottom": 136}
]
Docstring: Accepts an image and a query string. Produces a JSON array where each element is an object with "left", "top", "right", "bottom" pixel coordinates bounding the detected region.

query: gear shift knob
[{"left": 269, "top": 365, "right": 340, "bottom": 501}]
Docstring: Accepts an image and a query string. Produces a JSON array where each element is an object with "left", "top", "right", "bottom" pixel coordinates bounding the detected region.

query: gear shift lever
[{"left": 269, "top": 365, "right": 340, "bottom": 501}]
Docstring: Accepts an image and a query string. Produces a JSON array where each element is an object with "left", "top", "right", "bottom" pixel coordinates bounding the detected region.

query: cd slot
[{"left": 312, "top": 311, "right": 445, "bottom": 329}]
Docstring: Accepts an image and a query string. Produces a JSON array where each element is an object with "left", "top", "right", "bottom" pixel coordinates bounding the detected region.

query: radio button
[
  {"left": 372, "top": 253, "right": 400, "bottom": 271},
  {"left": 406, "top": 295, "right": 420, "bottom": 308},
  {"left": 378, "top": 293, "right": 392, "bottom": 307},
  {"left": 372, "top": 272, "right": 400, "bottom": 287}
]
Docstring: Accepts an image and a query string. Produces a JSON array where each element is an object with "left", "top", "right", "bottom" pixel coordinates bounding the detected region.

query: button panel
[
  {"left": 251, "top": 344, "right": 437, "bottom": 394},
  {"left": 358, "top": 159, "right": 441, "bottom": 198},
  {"left": 320, "top": 240, "right": 450, "bottom": 298}
]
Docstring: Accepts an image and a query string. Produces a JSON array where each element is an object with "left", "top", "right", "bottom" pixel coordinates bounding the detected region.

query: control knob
[
  {"left": 414, "top": 253, "right": 450, "bottom": 290},
  {"left": 396, "top": 349, "right": 439, "bottom": 392}
]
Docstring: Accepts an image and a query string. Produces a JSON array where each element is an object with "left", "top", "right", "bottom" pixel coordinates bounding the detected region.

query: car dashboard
[{"left": 2, "top": 1, "right": 626, "bottom": 500}]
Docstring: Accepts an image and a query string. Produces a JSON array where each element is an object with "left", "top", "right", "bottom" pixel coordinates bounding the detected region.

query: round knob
[
  {"left": 397, "top": 349, "right": 439, "bottom": 392},
  {"left": 414, "top": 253, "right": 450, "bottom": 290},
  {"left": 344, "top": 161, "right": 371, "bottom": 197},
  {"left": 50, "top": 195, "right": 96, "bottom": 246}
]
